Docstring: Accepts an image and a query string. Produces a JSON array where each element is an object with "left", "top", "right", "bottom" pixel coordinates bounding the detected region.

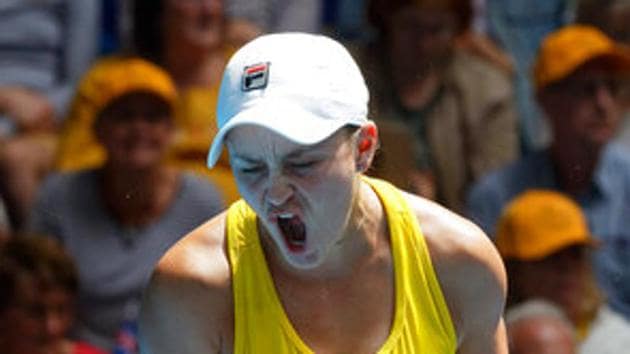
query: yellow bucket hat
[
  {"left": 56, "top": 56, "right": 178, "bottom": 171},
  {"left": 496, "top": 190, "right": 597, "bottom": 261},
  {"left": 74, "top": 55, "right": 178, "bottom": 120},
  {"left": 533, "top": 24, "right": 630, "bottom": 91}
]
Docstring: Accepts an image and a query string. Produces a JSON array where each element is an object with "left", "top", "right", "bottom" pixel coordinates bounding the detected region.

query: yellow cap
[
  {"left": 73, "top": 55, "right": 177, "bottom": 119},
  {"left": 496, "top": 190, "right": 596, "bottom": 260},
  {"left": 533, "top": 25, "right": 630, "bottom": 90}
]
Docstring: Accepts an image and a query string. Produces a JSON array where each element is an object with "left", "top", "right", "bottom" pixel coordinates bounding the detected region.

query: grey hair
[{"left": 505, "top": 299, "right": 575, "bottom": 336}]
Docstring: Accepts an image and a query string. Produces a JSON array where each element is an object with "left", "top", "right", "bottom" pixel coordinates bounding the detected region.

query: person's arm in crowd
[{"left": 0, "top": 86, "right": 55, "bottom": 132}]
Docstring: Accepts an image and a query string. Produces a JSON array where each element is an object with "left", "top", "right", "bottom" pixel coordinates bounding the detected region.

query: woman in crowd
[{"left": 29, "top": 56, "right": 224, "bottom": 351}]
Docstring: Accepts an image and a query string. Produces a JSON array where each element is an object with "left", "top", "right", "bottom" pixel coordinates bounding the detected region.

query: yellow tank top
[{"left": 226, "top": 177, "right": 457, "bottom": 353}]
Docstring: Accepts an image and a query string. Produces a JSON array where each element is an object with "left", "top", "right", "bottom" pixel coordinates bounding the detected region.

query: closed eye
[
  {"left": 289, "top": 160, "right": 320, "bottom": 173},
  {"left": 292, "top": 161, "right": 316, "bottom": 168},
  {"left": 239, "top": 165, "right": 265, "bottom": 174}
]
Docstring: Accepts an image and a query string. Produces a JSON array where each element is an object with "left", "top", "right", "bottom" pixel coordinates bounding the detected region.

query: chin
[
  {"left": 268, "top": 233, "right": 324, "bottom": 271},
  {"left": 281, "top": 249, "right": 325, "bottom": 271}
]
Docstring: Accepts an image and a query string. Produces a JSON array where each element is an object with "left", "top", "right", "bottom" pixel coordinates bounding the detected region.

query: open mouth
[{"left": 277, "top": 213, "right": 306, "bottom": 253}]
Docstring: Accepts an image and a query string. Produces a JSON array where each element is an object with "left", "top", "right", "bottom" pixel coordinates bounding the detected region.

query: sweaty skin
[{"left": 138, "top": 124, "right": 507, "bottom": 354}]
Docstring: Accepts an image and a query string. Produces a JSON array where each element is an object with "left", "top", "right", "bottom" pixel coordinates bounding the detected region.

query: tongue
[{"left": 278, "top": 216, "right": 306, "bottom": 251}]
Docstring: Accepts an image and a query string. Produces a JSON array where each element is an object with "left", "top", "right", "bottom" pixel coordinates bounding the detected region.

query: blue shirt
[{"left": 467, "top": 143, "right": 630, "bottom": 320}]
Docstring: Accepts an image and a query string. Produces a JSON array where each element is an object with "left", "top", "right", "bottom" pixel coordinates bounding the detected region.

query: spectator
[
  {"left": 29, "top": 56, "right": 225, "bottom": 351},
  {"left": 364, "top": 0, "right": 518, "bottom": 212},
  {"left": 467, "top": 25, "right": 630, "bottom": 319},
  {"left": 496, "top": 189, "right": 630, "bottom": 354},
  {"left": 56, "top": 0, "right": 240, "bottom": 204},
  {"left": 0, "top": 0, "right": 100, "bottom": 232},
  {"left": 505, "top": 300, "right": 577, "bottom": 354},
  {"left": 0, "top": 236, "right": 106, "bottom": 354}
]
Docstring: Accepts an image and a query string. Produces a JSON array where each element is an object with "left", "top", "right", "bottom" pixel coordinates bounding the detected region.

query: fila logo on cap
[{"left": 242, "top": 62, "right": 270, "bottom": 91}]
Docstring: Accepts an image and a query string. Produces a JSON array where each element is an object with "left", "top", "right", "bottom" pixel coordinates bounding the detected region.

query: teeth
[{"left": 277, "top": 213, "right": 294, "bottom": 219}]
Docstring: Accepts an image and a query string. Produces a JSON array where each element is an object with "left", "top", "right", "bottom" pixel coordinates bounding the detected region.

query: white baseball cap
[{"left": 206, "top": 32, "right": 369, "bottom": 168}]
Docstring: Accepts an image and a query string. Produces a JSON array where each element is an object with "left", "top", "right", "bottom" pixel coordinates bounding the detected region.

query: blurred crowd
[{"left": 0, "top": 0, "right": 629, "bottom": 353}]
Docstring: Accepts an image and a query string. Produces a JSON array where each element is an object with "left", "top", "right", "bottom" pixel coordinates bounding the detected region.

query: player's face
[{"left": 227, "top": 125, "right": 360, "bottom": 270}]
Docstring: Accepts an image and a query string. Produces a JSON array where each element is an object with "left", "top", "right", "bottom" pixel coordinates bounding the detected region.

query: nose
[
  {"left": 44, "top": 313, "right": 64, "bottom": 339},
  {"left": 265, "top": 173, "right": 293, "bottom": 207},
  {"left": 595, "top": 84, "right": 612, "bottom": 100}
]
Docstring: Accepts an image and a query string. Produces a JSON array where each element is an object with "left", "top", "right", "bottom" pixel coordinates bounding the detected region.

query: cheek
[
  {"left": 8, "top": 312, "right": 41, "bottom": 337},
  {"left": 153, "top": 126, "right": 174, "bottom": 145},
  {"left": 233, "top": 174, "right": 265, "bottom": 210}
]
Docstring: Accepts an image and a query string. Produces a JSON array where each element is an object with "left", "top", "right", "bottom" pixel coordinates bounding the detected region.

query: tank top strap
[{"left": 362, "top": 176, "right": 458, "bottom": 352}]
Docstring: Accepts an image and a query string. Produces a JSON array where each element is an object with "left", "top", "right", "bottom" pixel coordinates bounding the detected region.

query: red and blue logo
[{"left": 242, "top": 62, "right": 270, "bottom": 91}]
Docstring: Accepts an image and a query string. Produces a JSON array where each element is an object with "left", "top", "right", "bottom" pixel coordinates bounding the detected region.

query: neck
[
  {"left": 550, "top": 140, "right": 603, "bottom": 195},
  {"left": 100, "top": 164, "right": 179, "bottom": 226}
]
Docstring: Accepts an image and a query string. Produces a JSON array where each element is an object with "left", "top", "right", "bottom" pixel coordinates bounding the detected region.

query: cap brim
[
  {"left": 207, "top": 98, "right": 366, "bottom": 168},
  {"left": 590, "top": 46, "right": 630, "bottom": 73},
  {"left": 537, "top": 45, "right": 630, "bottom": 90},
  {"left": 505, "top": 234, "right": 600, "bottom": 261}
]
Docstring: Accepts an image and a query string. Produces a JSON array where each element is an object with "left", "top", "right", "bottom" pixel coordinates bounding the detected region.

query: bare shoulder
[
  {"left": 402, "top": 192, "right": 507, "bottom": 353},
  {"left": 155, "top": 210, "right": 231, "bottom": 285},
  {"left": 401, "top": 192, "right": 505, "bottom": 280},
  {"left": 139, "top": 212, "right": 233, "bottom": 354}
]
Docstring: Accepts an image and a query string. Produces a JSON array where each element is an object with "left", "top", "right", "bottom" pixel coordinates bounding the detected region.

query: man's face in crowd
[
  {"left": 511, "top": 245, "right": 594, "bottom": 325},
  {"left": 541, "top": 60, "right": 624, "bottom": 149},
  {"left": 227, "top": 126, "right": 360, "bottom": 270},
  {"left": 388, "top": 5, "right": 456, "bottom": 79}
]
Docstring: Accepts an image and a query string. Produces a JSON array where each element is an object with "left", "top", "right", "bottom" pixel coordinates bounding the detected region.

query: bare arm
[
  {"left": 0, "top": 86, "right": 55, "bottom": 132},
  {"left": 408, "top": 194, "right": 508, "bottom": 354},
  {"left": 139, "top": 214, "right": 233, "bottom": 354}
]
